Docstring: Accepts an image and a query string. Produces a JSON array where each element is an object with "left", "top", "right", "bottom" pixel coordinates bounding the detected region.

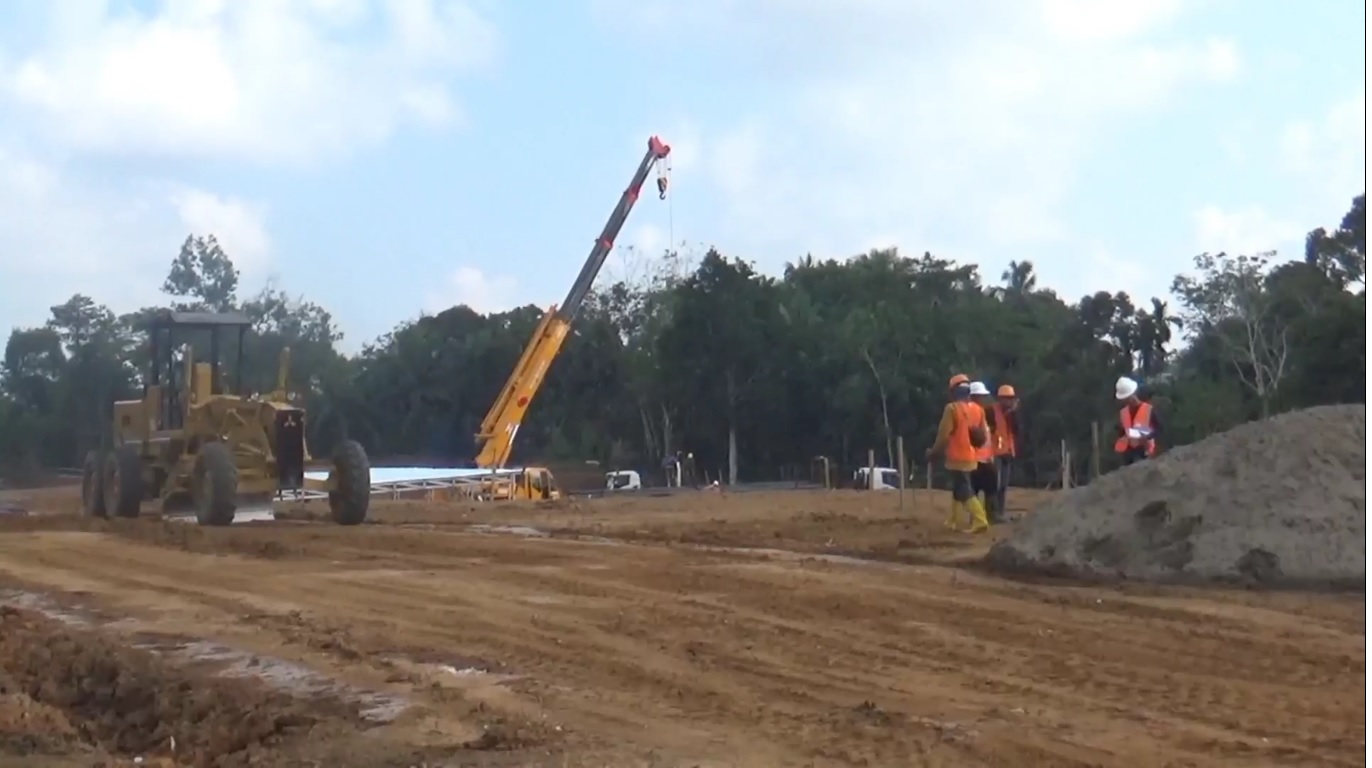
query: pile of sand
[{"left": 986, "top": 404, "right": 1366, "bottom": 590}]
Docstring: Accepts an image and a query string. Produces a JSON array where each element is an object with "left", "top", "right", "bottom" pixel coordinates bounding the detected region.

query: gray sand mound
[{"left": 986, "top": 404, "right": 1366, "bottom": 589}]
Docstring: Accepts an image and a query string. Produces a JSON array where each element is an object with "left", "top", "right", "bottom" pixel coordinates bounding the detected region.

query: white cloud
[
  {"left": 0, "top": 149, "right": 266, "bottom": 321},
  {"left": 0, "top": 0, "right": 498, "bottom": 333},
  {"left": 168, "top": 187, "right": 273, "bottom": 278},
  {"left": 0, "top": 0, "right": 499, "bottom": 164},
  {"left": 1190, "top": 91, "right": 1367, "bottom": 267},
  {"left": 424, "top": 265, "right": 518, "bottom": 315},
  {"left": 1192, "top": 205, "right": 1304, "bottom": 257},
  {"left": 597, "top": 0, "right": 1243, "bottom": 282},
  {"left": 623, "top": 223, "right": 668, "bottom": 259},
  {"left": 1279, "top": 94, "right": 1366, "bottom": 200}
]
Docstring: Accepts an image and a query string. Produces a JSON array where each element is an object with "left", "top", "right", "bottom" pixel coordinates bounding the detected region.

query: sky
[{"left": 0, "top": 0, "right": 1365, "bottom": 353}]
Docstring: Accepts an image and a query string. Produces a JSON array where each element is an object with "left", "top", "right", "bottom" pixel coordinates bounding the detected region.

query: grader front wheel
[
  {"left": 328, "top": 440, "right": 371, "bottom": 526},
  {"left": 194, "top": 442, "right": 239, "bottom": 527}
]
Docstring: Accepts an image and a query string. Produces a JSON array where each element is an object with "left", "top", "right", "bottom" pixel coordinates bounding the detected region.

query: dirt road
[{"left": 0, "top": 488, "right": 1363, "bottom": 766}]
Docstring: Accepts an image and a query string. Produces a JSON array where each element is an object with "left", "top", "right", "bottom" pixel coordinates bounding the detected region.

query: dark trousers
[
  {"left": 994, "top": 456, "right": 1013, "bottom": 521},
  {"left": 1120, "top": 447, "right": 1150, "bottom": 466},
  {"left": 971, "top": 462, "right": 998, "bottom": 516}
]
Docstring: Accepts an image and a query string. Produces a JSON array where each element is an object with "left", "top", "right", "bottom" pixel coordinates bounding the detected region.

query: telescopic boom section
[{"left": 472, "top": 136, "right": 672, "bottom": 469}]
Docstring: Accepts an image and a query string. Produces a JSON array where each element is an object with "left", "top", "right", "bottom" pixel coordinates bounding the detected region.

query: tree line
[{"left": 1, "top": 195, "right": 1364, "bottom": 488}]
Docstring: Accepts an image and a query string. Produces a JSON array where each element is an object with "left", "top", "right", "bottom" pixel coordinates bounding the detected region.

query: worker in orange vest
[
  {"left": 1114, "top": 376, "right": 1160, "bottom": 465},
  {"left": 989, "top": 384, "right": 1019, "bottom": 522},
  {"left": 967, "top": 381, "right": 1000, "bottom": 520},
  {"left": 926, "top": 374, "right": 990, "bottom": 534}
]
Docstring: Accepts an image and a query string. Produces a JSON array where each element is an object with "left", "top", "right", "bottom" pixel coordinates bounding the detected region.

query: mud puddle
[
  {"left": 467, "top": 524, "right": 549, "bottom": 538},
  {"left": 0, "top": 590, "right": 409, "bottom": 724},
  {"left": 457, "top": 523, "right": 910, "bottom": 567},
  {"left": 133, "top": 636, "right": 407, "bottom": 722},
  {"left": 0, "top": 604, "right": 356, "bottom": 765}
]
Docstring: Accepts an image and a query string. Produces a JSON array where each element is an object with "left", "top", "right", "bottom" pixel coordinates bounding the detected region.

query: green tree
[
  {"left": 3, "top": 195, "right": 1366, "bottom": 488},
  {"left": 163, "top": 234, "right": 240, "bottom": 311},
  {"left": 1172, "top": 251, "right": 1289, "bottom": 418}
]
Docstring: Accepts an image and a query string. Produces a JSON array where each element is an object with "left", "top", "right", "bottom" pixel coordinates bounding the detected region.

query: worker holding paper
[{"left": 1113, "top": 376, "right": 1160, "bottom": 465}]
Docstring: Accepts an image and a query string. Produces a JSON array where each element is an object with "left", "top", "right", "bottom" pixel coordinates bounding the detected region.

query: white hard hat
[
  {"left": 968, "top": 381, "right": 990, "bottom": 396},
  {"left": 1115, "top": 376, "right": 1138, "bottom": 400}
]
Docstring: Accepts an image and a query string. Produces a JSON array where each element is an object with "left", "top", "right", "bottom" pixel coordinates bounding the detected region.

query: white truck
[
  {"left": 853, "top": 466, "right": 902, "bottom": 491},
  {"left": 605, "top": 470, "right": 642, "bottom": 492}
]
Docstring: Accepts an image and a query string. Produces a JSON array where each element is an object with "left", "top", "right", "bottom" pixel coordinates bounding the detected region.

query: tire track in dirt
[
  {"left": 610, "top": 559, "right": 1361, "bottom": 761},
  {"left": 0, "top": 523, "right": 1362, "bottom": 767}
]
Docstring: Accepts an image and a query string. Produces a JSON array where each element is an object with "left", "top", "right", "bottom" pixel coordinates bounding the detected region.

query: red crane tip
[{"left": 649, "top": 135, "right": 671, "bottom": 158}]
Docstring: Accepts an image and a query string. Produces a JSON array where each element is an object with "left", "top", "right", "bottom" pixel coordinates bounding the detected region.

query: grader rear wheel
[
  {"left": 103, "top": 444, "right": 144, "bottom": 519},
  {"left": 328, "top": 439, "right": 371, "bottom": 526}
]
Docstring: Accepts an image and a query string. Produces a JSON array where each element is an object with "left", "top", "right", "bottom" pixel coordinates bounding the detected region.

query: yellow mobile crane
[{"left": 472, "top": 135, "right": 672, "bottom": 501}]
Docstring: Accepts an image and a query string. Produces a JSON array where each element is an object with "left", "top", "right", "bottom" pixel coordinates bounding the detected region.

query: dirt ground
[{"left": 0, "top": 485, "right": 1363, "bottom": 767}]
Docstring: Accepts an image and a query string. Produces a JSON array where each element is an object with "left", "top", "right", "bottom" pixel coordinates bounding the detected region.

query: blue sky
[{"left": 0, "top": 0, "right": 1365, "bottom": 352}]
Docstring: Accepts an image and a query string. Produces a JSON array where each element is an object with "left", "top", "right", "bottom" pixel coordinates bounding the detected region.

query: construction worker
[
  {"left": 991, "top": 384, "right": 1019, "bottom": 521},
  {"left": 925, "top": 374, "right": 990, "bottom": 534},
  {"left": 967, "top": 381, "right": 1000, "bottom": 521},
  {"left": 1114, "top": 376, "right": 1160, "bottom": 465}
]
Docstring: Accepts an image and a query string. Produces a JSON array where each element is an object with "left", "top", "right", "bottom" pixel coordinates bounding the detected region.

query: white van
[
  {"left": 853, "top": 467, "right": 901, "bottom": 491},
  {"left": 605, "top": 470, "right": 642, "bottom": 492}
]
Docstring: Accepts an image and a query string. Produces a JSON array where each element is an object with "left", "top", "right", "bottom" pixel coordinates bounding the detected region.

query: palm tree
[
  {"left": 1133, "top": 298, "right": 1182, "bottom": 376},
  {"left": 1004, "top": 260, "right": 1038, "bottom": 294},
  {"left": 992, "top": 260, "right": 1038, "bottom": 301}
]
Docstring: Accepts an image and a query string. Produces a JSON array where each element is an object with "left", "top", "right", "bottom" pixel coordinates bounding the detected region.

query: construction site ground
[{"left": 0, "top": 484, "right": 1362, "bottom": 767}]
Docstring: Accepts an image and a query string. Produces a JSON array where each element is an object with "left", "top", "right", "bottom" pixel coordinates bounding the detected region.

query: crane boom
[{"left": 472, "top": 136, "right": 672, "bottom": 469}]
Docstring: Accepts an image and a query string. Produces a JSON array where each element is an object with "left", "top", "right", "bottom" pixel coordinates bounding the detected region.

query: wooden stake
[
  {"left": 1090, "top": 421, "right": 1101, "bottom": 480},
  {"left": 867, "top": 448, "right": 876, "bottom": 491},
  {"left": 896, "top": 436, "right": 906, "bottom": 512}
]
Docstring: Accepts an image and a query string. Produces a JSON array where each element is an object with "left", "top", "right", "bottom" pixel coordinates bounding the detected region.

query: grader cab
[{"left": 80, "top": 310, "right": 371, "bottom": 526}]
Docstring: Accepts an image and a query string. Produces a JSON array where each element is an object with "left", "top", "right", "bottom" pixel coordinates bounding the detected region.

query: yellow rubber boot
[
  {"left": 964, "top": 497, "right": 990, "bottom": 534},
  {"left": 943, "top": 500, "right": 963, "bottom": 531}
]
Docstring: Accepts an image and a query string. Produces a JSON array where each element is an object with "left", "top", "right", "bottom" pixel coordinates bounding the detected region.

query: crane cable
[{"left": 655, "top": 156, "right": 675, "bottom": 253}]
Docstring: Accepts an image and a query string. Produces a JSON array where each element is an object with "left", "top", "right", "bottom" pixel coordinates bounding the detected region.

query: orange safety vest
[
  {"left": 992, "top": 404, "right": 1016, "bottom": 457},
  {"left": 974, "top": 403, "right": 996, "bottom": 463},
  {"left": 944, "top": 402, "right": 984, "bottom": 465},
  {"left": 1114, "top": 402, "right": 1157, "bottom": 456}
]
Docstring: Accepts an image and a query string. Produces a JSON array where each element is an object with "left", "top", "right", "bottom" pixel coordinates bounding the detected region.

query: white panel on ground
[
  {"left": 165, "top": 508, "right": 277, "bottom": 525},
  {"left": 303, "top": 466, "right": 522, "bottom": 484},
  {"left": 165, "top": 466, "right": 528, "bottom": 523}
]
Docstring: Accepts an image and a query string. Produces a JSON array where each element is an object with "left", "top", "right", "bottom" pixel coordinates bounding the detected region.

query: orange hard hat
[
  {"left": 997, "top": 384, "right": 1016, "bottom": 397},
  {"left": 948, "top": 373, "right": 970, "bottom": 388}
]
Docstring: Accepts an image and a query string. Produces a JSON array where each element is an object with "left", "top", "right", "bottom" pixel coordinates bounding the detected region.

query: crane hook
[{"left": 656, "top": 175, "right": 669, "bottom": 200}]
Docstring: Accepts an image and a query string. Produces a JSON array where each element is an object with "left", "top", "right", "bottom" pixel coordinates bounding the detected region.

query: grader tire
[
  {"left": 103, "top": 444, "right": 144, "bottom": 519},
  {"left": 81, "top": 450, "right": 107, "bottom": 519},
  {"left": 328, "top": 439, "right": 371, "bottom": 526},
  {"left": 194, "top": 442, "right": 239, "bottom": 527}
]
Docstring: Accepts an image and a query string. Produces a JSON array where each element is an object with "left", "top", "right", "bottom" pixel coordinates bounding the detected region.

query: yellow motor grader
[{"left": 81, "top": 310, "right": 371, "bottom": 526}]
